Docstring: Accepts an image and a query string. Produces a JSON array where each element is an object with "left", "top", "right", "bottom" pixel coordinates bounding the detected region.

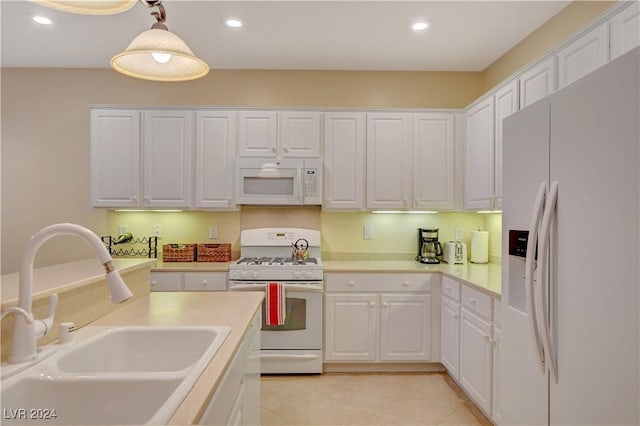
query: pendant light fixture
[
  {"left": 110, "top": 0, "right": 209, "bottom": 82},
  {"left": 30, "top": 0, "right": 137, "bottom": 15}
]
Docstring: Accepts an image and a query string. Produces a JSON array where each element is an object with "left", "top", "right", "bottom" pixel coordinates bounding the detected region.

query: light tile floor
[{"left": 260, "top": 372, "right": 492, "bottom": 426}]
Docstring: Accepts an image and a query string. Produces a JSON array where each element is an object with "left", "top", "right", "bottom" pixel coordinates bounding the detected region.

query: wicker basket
[
  {"left": 162, "top": 244, "right": 196, "bottom": 262},
  {"left": 197, "top": 243, "right": 232, "bottom": 262}
]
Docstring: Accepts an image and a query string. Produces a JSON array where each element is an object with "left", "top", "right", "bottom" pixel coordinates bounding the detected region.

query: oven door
[{"left": 228, "top": 281, "right": 323, "bottom": 350}]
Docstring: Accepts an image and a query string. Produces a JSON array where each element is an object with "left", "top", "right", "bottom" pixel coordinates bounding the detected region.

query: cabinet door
[
  {"left": 142, "top": 110, "right": 193, "bottom": 208},
  {"left": 237, "top": 111, "right": 278, "bottom": 158},
  {"left": 323, "top": 112, "right": 366, "bottom": 210},
  {"left": 459, "top": 307, "right": 492, "bottom": 415},
  {"left": 194, "top": 111, "right": 236, "bottom": 210},
  {"left": 279, "top": 111, "right": 321, "bottom": 158},
  {"left": 413, "top": 113, "right": 455, "bottom": 210},
  {"left": 557, "top": 22, "right": 609, "bottom": 89},
  {"left": 324, "top": 293, "right": 377, "bottom": 361},
  {"left": 366, "top": 113, "right": 412, "bottom": 209},
  {"left": 491, "top": 325, "right": 502, "bottom": 424},
  {"left": 440, "top": 297, "right": 460, "bottom": 379},
  {"left": 611, "top": 2, "right": 640, "bottom": 60},
  {"left": 90, "top": 109, "right": 140, "bottom": 208},
  {"left": 380, "top": 294, "right": 431, "bottom": 361},
  {"left": 465, "top": 96, "right": 494, "bottom": 210},
  {"left": 493, "top": 80, "right": 518, "bottom": 209},
  {"left": 519, "top": 56, "right": 556, "bottom": 109}
]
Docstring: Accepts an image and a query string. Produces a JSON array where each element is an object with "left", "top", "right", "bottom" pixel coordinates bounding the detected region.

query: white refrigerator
[{"left": 500, "top": 47, "right": 639, "bottom": 425}]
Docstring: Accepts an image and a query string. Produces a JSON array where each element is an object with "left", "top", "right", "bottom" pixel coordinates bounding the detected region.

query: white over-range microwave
[{"left": 235, "top": 158, "right": 322, "bottom": 205}]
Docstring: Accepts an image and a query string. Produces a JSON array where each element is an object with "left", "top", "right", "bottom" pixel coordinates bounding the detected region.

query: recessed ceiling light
[
  {"left": 225, "top": 18, "right": 243, "bottom": 28},
  {"left": 33, "top": 15, "right": 53, "bottom": 25},
  {"left": 411, "top": 21, "right": 430, "bottom": 31}
]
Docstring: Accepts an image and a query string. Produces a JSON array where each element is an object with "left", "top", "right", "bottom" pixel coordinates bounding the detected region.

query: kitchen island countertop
[{"left": 89, "top": 291, "right": 264, "bottom": 425}]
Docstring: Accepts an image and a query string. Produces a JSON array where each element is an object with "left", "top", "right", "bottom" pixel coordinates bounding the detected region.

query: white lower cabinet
[
  {"left": 324, "top": 273, "right": 433, "bottom": 363},
  {"left": 440, "top": 275, "right": 500, "bottom": 421},
  {"left": 440, "top": 296, "right": 460, "bottom": 379},
  {"left": 150, "top": 271, "right": 227, "bottom": 291},
  {"left": 200, "top": 310, "right": 261, "bottom": 425},
  {"left": 459, "top": 307, "right": 492, "bottom": 415}
]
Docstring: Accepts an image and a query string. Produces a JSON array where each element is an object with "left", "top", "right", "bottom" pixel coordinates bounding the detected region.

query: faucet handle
[{"left": 34, "top": 294, "right": 58, "bottom": 339}]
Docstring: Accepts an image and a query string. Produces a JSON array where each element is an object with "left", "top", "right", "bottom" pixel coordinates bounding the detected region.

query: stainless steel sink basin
[
  {"left": 57, "top": 326, "right": 227, "bottom": 373},
  {"left": 0, "top": 325, "right": 231, "bottom": 425}
]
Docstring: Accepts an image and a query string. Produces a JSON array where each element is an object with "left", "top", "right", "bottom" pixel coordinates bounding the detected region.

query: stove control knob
[
  {"left": 302, "top": 271, "right": 311, "bottom": 279},
  {"left": 251, "top": 270, "right": 258, "bottom": 279},
  {"left": 293, "top": 271, "right": 302, "bottom": 279},
  {"left": 239, "top": 270, "right": 248, "bottom": 279}
]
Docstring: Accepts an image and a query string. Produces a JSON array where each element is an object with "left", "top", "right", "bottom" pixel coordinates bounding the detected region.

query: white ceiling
[{"left": 1, "top": 0, "right": 571, "bottom": 71}]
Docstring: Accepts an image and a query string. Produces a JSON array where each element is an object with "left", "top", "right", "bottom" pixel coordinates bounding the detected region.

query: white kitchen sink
[
  {"left": 57, "top": 326, "right": 227, "bottom": 373},
  {"left": 1, "top": 325, "right": 231, "bottom": 425}
]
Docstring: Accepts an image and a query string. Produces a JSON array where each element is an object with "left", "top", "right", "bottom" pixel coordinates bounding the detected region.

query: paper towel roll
[{"left": 470, "top": 231, "right": 489, "bottom": 264}]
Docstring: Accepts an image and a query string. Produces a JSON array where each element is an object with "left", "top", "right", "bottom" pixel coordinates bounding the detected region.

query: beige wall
[
  {"left": 0, "top": 0, "right": 618, "bottom": 273},
  {"left": 481, "top": 1, "right": 617, "bottom": 91}
]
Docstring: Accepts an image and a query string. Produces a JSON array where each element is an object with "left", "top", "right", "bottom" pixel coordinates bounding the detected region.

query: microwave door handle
[{"left": 297, "top": 167, "right": 303, "bottom": 204}]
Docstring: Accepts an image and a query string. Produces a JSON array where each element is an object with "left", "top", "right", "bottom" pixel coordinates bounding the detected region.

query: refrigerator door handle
[
  {"left": 526, "top": 182, "right": 547, "bottom": 374},
  {"left": 537, "top": 181, "right": 559, "bottom": 384}
]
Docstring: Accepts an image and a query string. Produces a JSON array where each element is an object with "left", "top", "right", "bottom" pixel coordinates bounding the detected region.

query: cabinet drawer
[
  {"left": 150, "top": 272, "right": 182, "bottom": 291},
  {"left": 325, "top": 273, "right": 432, "bottom": 292},
  {"left": 184, "top": 272, "right": 227, "bottom": 291},
  {"left": 441, "top": 275, "right": 461, "bottom": 302},
  {"left": 461, "top": 285, "right": 492, "bottom": 320}
]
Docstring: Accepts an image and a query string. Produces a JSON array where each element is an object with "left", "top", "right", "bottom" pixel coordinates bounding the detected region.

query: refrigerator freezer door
[
  {"left": 547, "top": 47, "right": 639, "bottom": 426},
  {"left": 501, "top": 98, "right": 551, "bottom": 426}
]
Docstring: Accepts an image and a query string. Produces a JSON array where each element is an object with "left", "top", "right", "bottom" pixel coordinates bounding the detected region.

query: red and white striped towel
[{"left": 265, "top": 282, "right": 286, "bottom": 326}]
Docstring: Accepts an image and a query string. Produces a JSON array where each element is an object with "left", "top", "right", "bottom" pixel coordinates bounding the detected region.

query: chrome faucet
[{"left": 4, "top": 223, "right": 133, "bottom": 364}]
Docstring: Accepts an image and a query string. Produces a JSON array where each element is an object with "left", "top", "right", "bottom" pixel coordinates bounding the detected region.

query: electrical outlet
[
  {"left": 209, "top": 226, "right": 218, "bottom": 239},
  {"left": 153, "top": 225, "right": 162, "bottom": 238},
  {"left": 363, "top": 225, "right": 374, "bottom": 240},
  {"left": 455, "top": 228, "right": 464, "bottom": 241},
  {"left": 118, "top": 225, "right": 128, "bottom": 235}
]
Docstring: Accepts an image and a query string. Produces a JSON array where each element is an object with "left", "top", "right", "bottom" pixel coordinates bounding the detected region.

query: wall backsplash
[{"left": 107, "top": 209, "right": 502, "bottom": 263}]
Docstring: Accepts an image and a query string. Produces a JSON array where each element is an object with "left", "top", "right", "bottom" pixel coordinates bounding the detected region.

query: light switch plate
[
  {"left": 118, "top": 225, "right": 128, "bottom": 235},
  {"left": 209, "top": 226, "right": 218, "bottom": 239},
  {"left": 363, "top": 225, "right": 374, "bottom": 240},
  {"left": 153, "top": 225, "right": 162, "bottom": 238}
]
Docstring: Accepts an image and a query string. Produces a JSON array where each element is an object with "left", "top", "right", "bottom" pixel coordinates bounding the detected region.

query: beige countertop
[
  {"left": 323, "top": 260, "right": 502, "bottom": 298},
  {"left": 89, "top": 291, "right": 264, "bottom": 425},
  {"left": 1, "top": 258, "right": 156, "bottom": 307}
]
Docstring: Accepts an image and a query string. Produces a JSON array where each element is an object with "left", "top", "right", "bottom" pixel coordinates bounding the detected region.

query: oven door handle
[
  {"left": 229, "top": 283, "right": 323, "bottom": 292},
  {"left": 260, "top": 353, "right": 320, "bottom": 360}
]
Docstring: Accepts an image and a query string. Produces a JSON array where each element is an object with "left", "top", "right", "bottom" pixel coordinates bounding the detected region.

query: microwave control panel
[{"left": 302, "top": 159, "right": 322, "bottom": 204}]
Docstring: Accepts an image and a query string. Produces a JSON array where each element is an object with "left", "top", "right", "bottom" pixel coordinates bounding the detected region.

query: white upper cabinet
[
  {"left": 413, "top": 113, "right": 455, "bottom": 210},
  {"left": 465, "top": 96, "right": 495, "bottom": 211},
  {"left": 519, "top": 56, "right": 557, "bottom": 109},
  {"left": 278, "top": 111, "right": 321, "bottom": 158},
  {"left": 610, "top": 2, "right": 640, "bottom": 59},
  {"left": 194, "top": 111, "right": 236, "bottom": 210},
  {"left": 237, "top": 110, "right": 278, "bottom": 158},
  {"left": 557, "top": 22, "right": 610, "bottom": 89},
  {"left": 493, "top": 80, "right": 519, "bottom": 209},
  {"left": 142, "top": 111, "right": 193, "bottom": 208},
  {"left": 323, "top": 112, "right": 366, "bottom": 210},
  {"left": 90, "top": 109, "right": 140, "bottom": 208},
  {"left": 237, "top": 110, "right": 321, "bottom": 158},
  {"left": 366, "top": 112, "right": 412, "bottom": 210}
]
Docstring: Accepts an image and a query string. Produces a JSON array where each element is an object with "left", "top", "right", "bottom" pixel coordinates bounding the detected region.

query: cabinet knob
[
  {"left": 271, "top": 147, "right": 277, "bottom": 153},
  {"left": 402, "top": 281, "right": 410, "bottom": 286},
  {"left": 470, "top": 298, "right": 476, "bottom": 305},
  {"left": 348, "top": 280, "right": 355, "bottom": 286},
  {"left": 282, "top": 146, "right": 289, "bottom": 153},
  {"left": 369, "top": 302, "right": 375, "bottom": 307},
  {"left": 202, "top": 280, "right": 208, "bottom": 286},
  {"left": 383, "top": 302, "right": 389, "bottom": 307},
  {"left": 483, "top": 335, "right": 490, "bottom": 341},
  {"left": 151, "top": 280, "right": 157, "bottom": 286},
  {"left": 453, "top": 313, "right": 459, "bottom": 318}
]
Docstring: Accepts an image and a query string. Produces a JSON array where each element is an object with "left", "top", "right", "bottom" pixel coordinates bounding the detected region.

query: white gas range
[{"left": 228, "top": 228, "right": 323, "bottom": 374}]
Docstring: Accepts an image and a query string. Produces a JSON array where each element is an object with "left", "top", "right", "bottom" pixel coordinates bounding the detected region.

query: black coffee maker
[{"left": 416, "top": 228, "right": 443, "bottom": 264}]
